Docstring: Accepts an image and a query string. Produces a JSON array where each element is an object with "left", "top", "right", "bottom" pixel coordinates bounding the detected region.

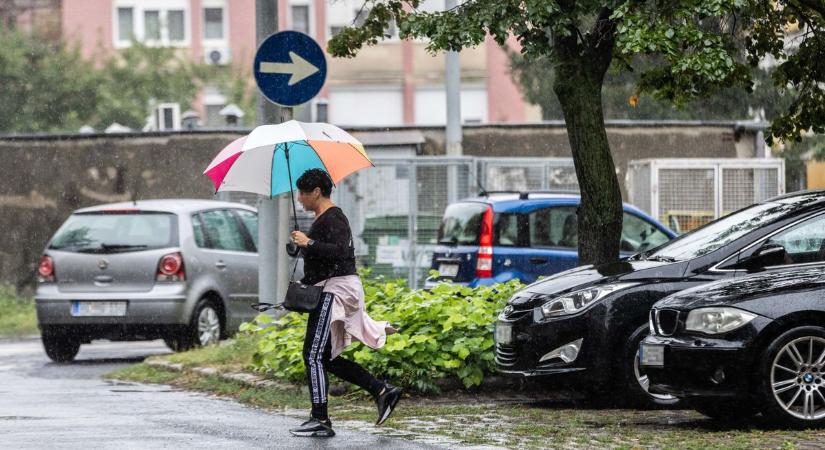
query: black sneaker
[
  {"left": 289, "top": 417, "right": 335, "bottom": 437},
  {"left": 375, "top": 383, "right": 402, "bottom": 425}
]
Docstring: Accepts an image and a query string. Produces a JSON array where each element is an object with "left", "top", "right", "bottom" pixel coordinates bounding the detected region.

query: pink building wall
[
  {"left": 62, "top": 0, "right": 113, "bottom": 60},
  {"left": 59, "top": 1, "right": 531, "bottom": 125},
  {"left": 485, "top": 35, "right": 526, "bottom": 123}
]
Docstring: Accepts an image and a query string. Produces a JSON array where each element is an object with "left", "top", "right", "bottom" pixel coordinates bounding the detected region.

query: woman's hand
[{"left": 291, "top": 230, "right": 310, "bottom": 247}]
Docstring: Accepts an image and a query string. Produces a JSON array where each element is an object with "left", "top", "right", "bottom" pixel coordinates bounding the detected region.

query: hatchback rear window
[
  {"left": 437, "top": 202, "right": 488, "bottom": 245},
  {"left": 49, "top": 212, "right": 177, "bottom": 253}
]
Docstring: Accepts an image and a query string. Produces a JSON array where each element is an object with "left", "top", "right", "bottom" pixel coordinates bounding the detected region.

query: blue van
[{"left": 428, "top": 192, "right": 676, "bottom": 287}]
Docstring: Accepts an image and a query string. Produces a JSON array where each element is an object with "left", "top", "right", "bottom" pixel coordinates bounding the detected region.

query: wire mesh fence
[{"left": 627, "top": 159, "right": 785, "bottom": 233}]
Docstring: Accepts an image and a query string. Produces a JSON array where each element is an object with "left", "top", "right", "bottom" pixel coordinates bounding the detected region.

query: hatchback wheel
[
  {"left": 757, "top": 326, "right": 825, "bottom": 427},
  {"left": 165, "top": 299, "right": 223, "bottom": 352},
  {"left": 41, "top": 330, "right": 80, "bottom": 363},
  {"left": 624, "top": 324, "right": 681, "bottom": 408}
]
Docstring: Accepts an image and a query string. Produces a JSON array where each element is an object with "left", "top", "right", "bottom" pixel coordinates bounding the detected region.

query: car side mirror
[{"left": 741, "top": 243, "right": 786, "bottom": 271}]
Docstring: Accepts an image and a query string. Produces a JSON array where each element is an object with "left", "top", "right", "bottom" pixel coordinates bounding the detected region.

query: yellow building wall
[{"left": 807, "top": 161, "right": 825, "bottom": 189}]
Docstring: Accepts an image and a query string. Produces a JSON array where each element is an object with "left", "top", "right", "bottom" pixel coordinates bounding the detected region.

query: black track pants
[{"left": 303, "top": 292, "right": 384, "bottom": 420}]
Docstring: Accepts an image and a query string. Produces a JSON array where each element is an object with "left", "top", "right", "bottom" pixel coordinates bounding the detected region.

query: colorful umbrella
[{"left": 203, "top": 120, "right": 372, "bottom": 197}]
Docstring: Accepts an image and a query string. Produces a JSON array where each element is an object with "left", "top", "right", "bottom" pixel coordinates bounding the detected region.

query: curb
[{"left": 142, "top": 359, "right": 507, "bottom": 450}]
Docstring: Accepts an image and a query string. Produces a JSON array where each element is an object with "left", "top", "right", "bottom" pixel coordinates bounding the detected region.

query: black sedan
[
  {"left": 495, "top": 190, "right": 825, "bottom": 406},
  {"left": 642, "top": 267, "right": 825, "bottom": 426}
]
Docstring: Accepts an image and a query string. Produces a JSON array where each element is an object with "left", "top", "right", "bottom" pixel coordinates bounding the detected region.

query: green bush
[{"left": 241, "top": 270, "right": 524, "bottom": 393}]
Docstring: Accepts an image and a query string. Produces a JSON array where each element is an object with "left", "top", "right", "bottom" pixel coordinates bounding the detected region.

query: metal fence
[
  {"left": 219, "top": 156, "right": 578, "bottom": 288},
  {"left": 627, "top": 158, "right": 785, "bottom": 233}
]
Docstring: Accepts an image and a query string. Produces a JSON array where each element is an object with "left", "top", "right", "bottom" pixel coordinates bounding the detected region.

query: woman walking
[{"left": 288, "top": 168, "right": 401, "bottom": 438}]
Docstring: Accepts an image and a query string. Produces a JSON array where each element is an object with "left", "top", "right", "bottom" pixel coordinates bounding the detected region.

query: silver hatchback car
[{"left": 35, "top": 199, "right": 260, "bottom": 362}]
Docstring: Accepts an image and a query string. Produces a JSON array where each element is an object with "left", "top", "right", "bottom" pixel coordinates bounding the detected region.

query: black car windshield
[
  {"left": 437, "top": 202, "right": 488, "bottom": 245},
  {"left": 645, "top": 202, "right": 801, "bottom": 261},
  {"left": 49, "top": 212, "right": 177, "bottom": 253}
]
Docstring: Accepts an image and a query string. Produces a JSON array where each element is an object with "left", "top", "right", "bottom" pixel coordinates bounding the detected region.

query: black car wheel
[
  {"left": 757, "top": 326, "right": 825, "bottom": 427},
  {"left": 165, "top": 298, "right": 223, "bottom": 352},
  {"left": 624, "top": 324, "right": 681, "bottom": 408},
  {"left": 41, "top": 329, "right": 80, "bottom": 363}
]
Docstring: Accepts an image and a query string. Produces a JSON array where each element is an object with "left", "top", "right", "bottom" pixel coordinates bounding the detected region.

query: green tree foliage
[
  {"left": 512, "top": 56, "right": 792, "bottom": 121},
  {"left": 0, "top": 29, "right": 251, "bottom": 132},
  {"left": 327, "top": 0, "right": 825, "bottom": 267},
  {"left": 93, "top": 42, "right": 205, "bottom": 130},
  {"left": 0, "top": 28, "right": 100, "bottom": 133}
]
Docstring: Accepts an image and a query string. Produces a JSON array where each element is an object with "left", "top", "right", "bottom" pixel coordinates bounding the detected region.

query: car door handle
[
  {"left": 94, "top": 275, "right": 113, "bottom": 282},
  {"left": 214, "top": 261, "right": 227, "bottom": 269},
  {"left": 529, "top": 257, "right": 548, "bottom": 264}
]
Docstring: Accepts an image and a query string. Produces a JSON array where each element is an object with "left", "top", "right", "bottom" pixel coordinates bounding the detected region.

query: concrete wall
[{"left": 0, "top": 121, "right": 758, "bottom": 292}]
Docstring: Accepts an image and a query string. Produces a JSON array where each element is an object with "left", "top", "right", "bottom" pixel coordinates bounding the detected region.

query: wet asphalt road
[{"left": 0, "top": 338, "right": 441, "bottom": 450}]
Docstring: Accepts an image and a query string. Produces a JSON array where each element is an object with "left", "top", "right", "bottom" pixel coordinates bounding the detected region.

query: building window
[
  {"left": 144, "top": 10, "right": 160, "bottom": 40},
  {"left": 117, "top": 7, "right": 133, "bottom": 41},
  {"left": 292, "top": 5, "right": 310, "bottom": 35},
  {"left": 204, "top": 7, "right": 224, "bottom": 39},
  {"left": 114, "top": 3, "right": 188, "bottom": 47},
  {"left": 168, "top": 10, "right": 185, "bottom": 41}
]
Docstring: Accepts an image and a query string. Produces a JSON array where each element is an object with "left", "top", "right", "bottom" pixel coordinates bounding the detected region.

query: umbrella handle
[{"left": 284, "top": 143, "right": 301, "bottom": 232}]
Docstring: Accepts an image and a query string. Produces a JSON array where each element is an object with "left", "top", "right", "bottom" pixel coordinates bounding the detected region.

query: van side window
[{"left": 529, "top": 207, "right": 577, "bottom": 248}]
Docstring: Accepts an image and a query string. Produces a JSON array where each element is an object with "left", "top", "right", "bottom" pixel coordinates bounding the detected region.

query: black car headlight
[
  {"left": 684, "top": 307, "right": 757, "bottom": 334},
  {"left": 538, "top": 283, "right": 639, "bottom": 319}
]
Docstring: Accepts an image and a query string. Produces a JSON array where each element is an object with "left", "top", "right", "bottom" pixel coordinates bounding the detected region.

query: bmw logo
[{"left": 804, "top": 373, "right": 814, "bottom": 383}]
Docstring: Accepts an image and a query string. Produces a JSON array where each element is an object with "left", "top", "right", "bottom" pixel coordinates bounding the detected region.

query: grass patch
[
  {"left": 0, "top": 284, "right": 38, "bottom": 338},
  {"left": 159, "top": 333, "right": 257, "bottom": 371}
]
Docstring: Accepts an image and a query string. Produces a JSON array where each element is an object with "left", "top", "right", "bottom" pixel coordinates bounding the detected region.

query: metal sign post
[{"left": 253, "top": 28, "right": 327, "bottom": 306}]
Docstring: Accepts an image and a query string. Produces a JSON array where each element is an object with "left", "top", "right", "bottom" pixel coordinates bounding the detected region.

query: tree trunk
[{"left": 554, "top": 63, "right": 623, "bottom": 267}]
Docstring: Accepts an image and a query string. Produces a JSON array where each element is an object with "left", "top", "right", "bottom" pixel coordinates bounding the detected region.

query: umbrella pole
[{"left": 284, "top": 142, "right": 300, "bottom": 232}]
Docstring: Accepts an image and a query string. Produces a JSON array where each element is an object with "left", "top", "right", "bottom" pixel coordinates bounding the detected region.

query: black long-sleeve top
[{"left": 300, "top": 206, "right": 356, "bottom": 285}]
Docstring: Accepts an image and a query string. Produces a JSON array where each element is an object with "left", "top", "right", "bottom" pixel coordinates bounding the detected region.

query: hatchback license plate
[
  {"left": 639, "top": 344, "right": 664, "bottom": 367},
  {"left": 71, "top": 301, "right": 127, "bottom": 317},
  {"left": 438, "top": 263, "right": 459, "bottom": 278},
  {"left": 496, "top": 322, "right": 512, "bottom": 344}
]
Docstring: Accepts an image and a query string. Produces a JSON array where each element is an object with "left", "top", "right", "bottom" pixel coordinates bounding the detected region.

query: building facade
[{"left": 59, "top": 0, "right": 539, "bottom": 128}]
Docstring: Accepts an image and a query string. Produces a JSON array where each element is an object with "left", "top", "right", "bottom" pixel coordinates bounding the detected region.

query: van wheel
[
  {"left": 41, "top": 330, "right": 80, "bottom": 363},
  {"left": 756, "top": 326, "right": 825, "bottom": 427},
  {"left": 622, "top": 324, "right": 681, "bottom": 408}
]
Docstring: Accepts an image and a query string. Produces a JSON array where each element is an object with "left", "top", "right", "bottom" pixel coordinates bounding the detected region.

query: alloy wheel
[
  {"left": 197, "top": 306, "right": 221, "bottom": 346},
  {"left": 771, "top": 336, "right": 825, "bottom": 421},
  {"left": 634, "top": 348, "right": 678, "bottom": 401}
]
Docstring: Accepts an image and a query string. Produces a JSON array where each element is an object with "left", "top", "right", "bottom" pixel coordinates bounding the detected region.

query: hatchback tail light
[
  {"left": 156, "top": 252, "right": 185, "bottom": 281},
  {"left": 476, "top": 206, "right": 494, "bottom": 279},
  {"left": 38, "top": 255, "right": 55, "bottom": 282}
]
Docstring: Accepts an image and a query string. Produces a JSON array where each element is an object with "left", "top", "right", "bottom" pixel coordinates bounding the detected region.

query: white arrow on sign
[{"left": 259, "top": 51, "right": 320, "bottom": 86}]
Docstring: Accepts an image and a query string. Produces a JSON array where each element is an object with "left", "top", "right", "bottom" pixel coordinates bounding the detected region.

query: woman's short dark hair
[{"left": 296, "top": 168, "right": 333, "bottom": 197}]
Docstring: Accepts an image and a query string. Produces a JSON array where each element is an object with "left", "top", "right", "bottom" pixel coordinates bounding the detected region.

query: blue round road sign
[{"left": 253, "top": 31, "right": 327, "bottom": 107}]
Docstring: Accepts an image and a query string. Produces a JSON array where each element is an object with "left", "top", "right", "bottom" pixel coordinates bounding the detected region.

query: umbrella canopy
[{"left": 203, "top": 120, "right": 372, "bottom": 197}]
